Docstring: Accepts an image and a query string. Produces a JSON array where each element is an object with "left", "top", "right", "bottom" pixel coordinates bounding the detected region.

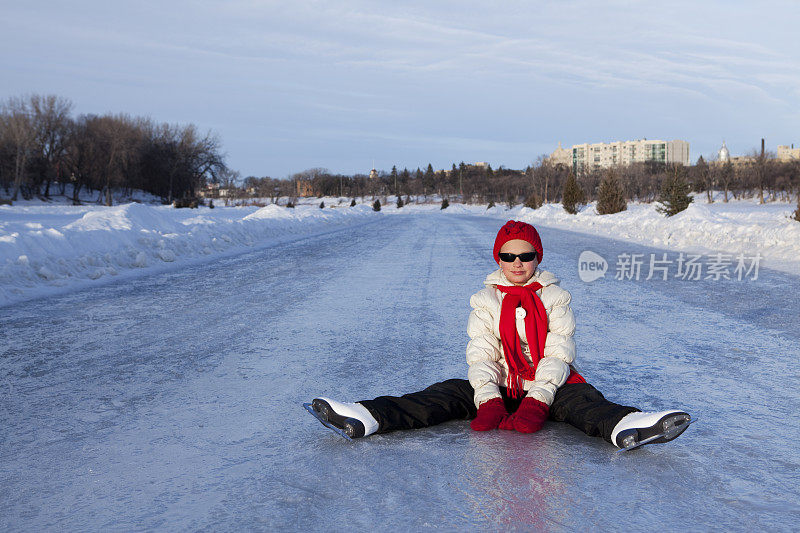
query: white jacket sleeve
[
  {"left": 525, "top": 357, "right": 570, "bottom": 405},
  {"left": 466, "top": 292, "right": 504, "bottom": 407}
]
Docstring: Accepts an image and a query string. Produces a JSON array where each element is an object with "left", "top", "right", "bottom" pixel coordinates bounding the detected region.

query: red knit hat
[{"left": 493, "top": 220, "right": 543, "bottom": 264}]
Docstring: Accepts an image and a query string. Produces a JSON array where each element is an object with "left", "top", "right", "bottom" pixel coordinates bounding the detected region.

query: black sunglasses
[{"left": 498, "top": 252, "right": 537, "bottom": 263}]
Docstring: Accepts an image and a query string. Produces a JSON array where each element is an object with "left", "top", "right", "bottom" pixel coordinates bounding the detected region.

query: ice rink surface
[{"left": 2, "top": 214, "right": 799, "bottom": 531}]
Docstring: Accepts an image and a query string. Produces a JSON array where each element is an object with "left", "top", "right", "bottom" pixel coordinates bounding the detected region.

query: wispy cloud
[{"left": 2, "top": 0, "right": 798, "bottom": 175}]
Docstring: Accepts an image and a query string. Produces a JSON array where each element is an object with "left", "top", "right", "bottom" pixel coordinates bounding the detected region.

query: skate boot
[
  {"left": 611, "top": 410, "right": 691, "bottom": 451},
  {"left": 307, "top": 397, "right": 379, "bottom": 440}
]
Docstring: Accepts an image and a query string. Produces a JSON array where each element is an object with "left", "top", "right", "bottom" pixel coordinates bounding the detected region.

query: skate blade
[
  {"left": 303, "top": 402, "right": 353, "bottom": 441},
  {"left": 617, "top": 416, "right": 695, "bottom": 454}
]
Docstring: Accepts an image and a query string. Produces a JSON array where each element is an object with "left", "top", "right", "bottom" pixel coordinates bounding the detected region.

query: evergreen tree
[
  {"left": 372, "top": 199, "right": 381, "bottom": 211},
  {"left": 793, "top": 191, "right": 800, "bottom": 222},
  {"left": 319, "top": 201, "right": 325, "bottom": 208},
  {"left": 486, "top": 164, "right": 494, "bottom": 179},
  {"left": 657, "top": 166, "right": 693, "bottom": 217},
  {"left": 596, "top": 169, "right": 627, "bottom": 215},
  {"left": 487, "top": 200, "right": 495, "bottom": 209},
  {"left": 401, "top": 167, "right": 410, "bottom": 184},
  {"left": 396, "top": 196, "right": 404, "bottom": 208},
  {"left": 561, "top": 171, "right": 586, "bottom": 214},
  {"left": 423, "top": 163, "right": 435, "bottom": 193},
  {"left": 441, "top": 197, "right": 449, "bottom": 210},
  {"left": 350, "top": 198, "right": 356, "bottom": 207}
]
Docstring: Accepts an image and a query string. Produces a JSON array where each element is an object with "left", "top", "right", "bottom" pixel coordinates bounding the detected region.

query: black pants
[{"left": 360, "top": 379, "right": 638, "bottom": 444}]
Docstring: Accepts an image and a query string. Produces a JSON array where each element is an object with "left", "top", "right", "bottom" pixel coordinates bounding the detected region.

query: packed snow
[
  {"left": 0, "top": 201, "right": 377, "bottom": 307},
  {"left": 1, "top": 214, "right": 798, "bottom": 531},
  {"left": 1, "top": 192, "right": 798, "bottom": 307}
]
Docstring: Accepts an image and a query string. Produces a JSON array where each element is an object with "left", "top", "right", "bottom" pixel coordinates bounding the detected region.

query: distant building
[
  {"left": 718, "top": 141, "right": 730, "bottom": 163},
  {"left": 197, "top": 182, "right": 220, "bottom": 198},
  {"left": 778, "top": 144, "right": 800, "bottom": 162},
  {"left": 547, "top": 142, "right": 572, "bottom": 168},
  {"left": 369, "top": 167, "right": 379, "bottom": 180},
  {"left": 571, "top": 139, "right": 690, "bottom": 175},
  {"left": 474, "top": 162, "right": 489, "bottom": 169},
  {"left": 712, "top": 141, "right": 755, "bottom": 167}
]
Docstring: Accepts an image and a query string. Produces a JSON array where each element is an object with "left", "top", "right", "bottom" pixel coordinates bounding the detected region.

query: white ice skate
[
  {"left": 611, "top": 410, "right": 692, "bottom": 452},
  {"left": 305, "top": 397, "right": 379, "bottom": 440}
]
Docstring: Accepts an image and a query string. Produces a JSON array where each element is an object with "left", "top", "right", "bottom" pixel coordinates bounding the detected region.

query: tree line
[
  {"left": 258, "top": 154, "right": 799, "bottom": 211},
  {"left": 3, "top": 93, "right": 797, "bottom": 214},
  {"left": 0, "top": 94, "right": 227, "bottom": 204}
]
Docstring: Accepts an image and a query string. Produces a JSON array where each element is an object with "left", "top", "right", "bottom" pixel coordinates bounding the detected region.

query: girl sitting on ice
[{"left": 308, "top": 220, "right": 691, "bottom": 450}]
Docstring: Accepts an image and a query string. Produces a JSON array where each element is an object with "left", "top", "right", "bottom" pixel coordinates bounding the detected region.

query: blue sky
[{"left": 3, "top": 1, "right": 799, "bottom": 178}]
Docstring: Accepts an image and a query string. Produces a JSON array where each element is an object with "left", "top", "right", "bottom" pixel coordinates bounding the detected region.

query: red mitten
[
  {"left": 512, "top": 397, "right": 549, "bottom": 433},
  {"left": 498, "top": 414, "right": 516, "bottom": 430},
  {"left": 470, "top": 398, "right": 508, "bottom": 431}
]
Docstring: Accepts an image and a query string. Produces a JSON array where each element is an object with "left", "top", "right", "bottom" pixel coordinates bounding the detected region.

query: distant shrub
[
  {"left": 372, "top": 199, "right": 381, "bottom": 211},
  {"left": 487, "top": 200, "right": 495, "bottom": 209},
  {"left": 441, "top": 198, "right": 449, "bottom": 210},
  {"left": 208, "top": 200, "right": 214, "bottom": 209},
  {"left": 286, "top": 201, "right": 295, "bottom": 208},
  {"left": 319, "top": 201, "right": 325, "bottom": 209},
  {"left": 173, "top": 197, "right": 199, "bottom": 209},
  {"left": 524, "top": 193, "right": 542, "bottom": 210},
  {"left": 561, "top": 172, "right": 586, "bottom": 215},
  {"left": 596, "top": 170, "right": 627, "bottom": 215},
  {"left": 396, "top": 197, "right": 404, "bottom": 208},
  {"left": 350, "top": 198, "right": 356, "bottom": 207},
  {"left": 657, "top": 166, "right": 693, "bottom": 217}
]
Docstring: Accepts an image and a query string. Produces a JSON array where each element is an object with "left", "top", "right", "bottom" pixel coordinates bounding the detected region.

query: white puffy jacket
[{"left": 466, "top": 268, "right": 576, "bottom": 408}]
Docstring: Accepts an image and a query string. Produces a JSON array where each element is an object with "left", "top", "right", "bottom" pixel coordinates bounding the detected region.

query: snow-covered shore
[
  {"left": 1, "top": 193, "right": 798, "bottom": 307},
  {"left": 513, "top": 195, "right": 800, "bottom": 275},
  {"left": 383, "top": 194, "right": 800, "bottom": 274},
  {"left": 0, "top": 202, "right": 378, "bottom": 308}
]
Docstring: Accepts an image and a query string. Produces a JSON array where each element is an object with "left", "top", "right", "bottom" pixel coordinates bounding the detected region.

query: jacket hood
[{"left": 483, "top": 268, "right": 560, "bottom": 288}]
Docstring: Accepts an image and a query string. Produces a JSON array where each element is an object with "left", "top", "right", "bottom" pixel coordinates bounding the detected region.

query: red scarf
[
  {"left": 496, "top": 282, "right": 586, "bottom": 396},
  {"left": 496, "top": 283, "right": 548, "bottom": 398}
]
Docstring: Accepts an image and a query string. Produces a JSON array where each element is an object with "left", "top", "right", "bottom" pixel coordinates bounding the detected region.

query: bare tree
[
  {"left": 716, "top": 161, "right": 734, "bottom": 202},
  {"left": 29, "top": 94, "right": 73, "bottom": 197},
  {"left": 1, "top": 97, "right": 36, "bottom": 201}
]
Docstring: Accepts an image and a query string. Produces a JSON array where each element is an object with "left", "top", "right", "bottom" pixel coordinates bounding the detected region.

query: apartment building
[{"left": 568, "top": 139, "right": 690, "bottom": 175}]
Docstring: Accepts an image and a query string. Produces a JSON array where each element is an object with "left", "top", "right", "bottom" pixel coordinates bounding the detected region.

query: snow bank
[
  {"left": 0, "top": 202, "right": 377, "bottom": 307},
  {"left": 2, "top": 192, "right": 798, "bottom": 307},
  {"left": 512, "top": 196, "right": 800, "bottom": 274}
]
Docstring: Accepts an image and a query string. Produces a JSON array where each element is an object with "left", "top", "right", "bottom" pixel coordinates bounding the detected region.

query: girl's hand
[
  {"left": 509, "top": 397, "right": 549, "bottom": 433},
  {"left": 470, "top": 397, "right": 509, "bottom": 431}
]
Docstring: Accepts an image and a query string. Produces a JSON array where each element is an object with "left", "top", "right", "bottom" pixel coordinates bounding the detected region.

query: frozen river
[{"left": 2, "top": 213, "right": 799, "bottom": 531}]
